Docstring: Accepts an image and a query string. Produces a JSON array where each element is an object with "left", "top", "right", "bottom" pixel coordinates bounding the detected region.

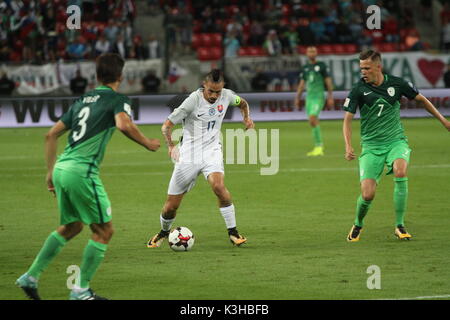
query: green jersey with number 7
[
  {"left": 343, "top": 74, "right": 419, "bottom": 146},
  {"left": 55, "top": 85, "right": 133, "bottom": 177}
]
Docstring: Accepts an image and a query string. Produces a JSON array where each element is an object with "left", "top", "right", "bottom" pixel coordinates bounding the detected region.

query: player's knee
[
  {"left": 394, "top": 170, "right": 407, "bottom": 178},
  {"left": 362, "top": 191, "right": 375, "bottom": 201}
]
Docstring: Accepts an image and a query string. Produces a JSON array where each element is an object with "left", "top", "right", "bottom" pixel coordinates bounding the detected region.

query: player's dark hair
[
  {"left": 204, "top": 69, "right": 224, "bottom": 83},
  {"left": 96, "top": 53, "right": 125, "bottom": 84},
  {"left": 359, "top": 50, "right": 381, "bottom": 62}
]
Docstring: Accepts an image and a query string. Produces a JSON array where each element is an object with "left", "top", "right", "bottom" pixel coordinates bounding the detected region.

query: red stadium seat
[
  {"left": 238, "top": 47, "right": 249, "bottom": 56},
  {"left": 197, "top": 47, "right": 212, "bottom": 61},
  {"left": 343, "top": 44, "right": 358, "bottom": 54},
  {"left": 282, "top": 4, "right": 292, "bottom": 17},
  {"left": 210, "top": 47, "right": 223, "bottom": 60},
  {"left": 193, "top": 20, "right": 202, "bottom": 33},
  {"left": 317, "top": 44, "right": 333, "bottom": 54},
  {"left": 376, "top": 42, "right": 398, "bottom": 52},
  {"left": 297, "top": 45, "right": 307, "bottom": 54},
  {"left": 191, "top": 33, "right": 201, "bottom": 49},
  {"left": 248, "top": 46, "right": 266, "bottom": 56},
  {"left": 211, "top": 33, "right": 222, "bottom": 47},
  {"left": 200, "top": 33, "right": 213, "bottom": 47},
  {"left": 332, "top": 44, "right": 346, "bottom": 54}
]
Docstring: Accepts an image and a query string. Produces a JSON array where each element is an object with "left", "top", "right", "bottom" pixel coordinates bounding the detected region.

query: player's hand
[
  {"left": 345, "top": 146, "right": 356, "bottom": 161},
  {"left": 148, "top": 138, "right": 161, "bottom": 151},
  {"left": 168, "top": 145, "right": 179, "bottom": 162},
  {"left": 243, "top": 118, "right": 255, "bottom": 130},
  {"left": 326, "top": 97, "right": 334, "bottom": 110},
  {"left": 46, "top": 172, "right": 55, "bottom": 197}
]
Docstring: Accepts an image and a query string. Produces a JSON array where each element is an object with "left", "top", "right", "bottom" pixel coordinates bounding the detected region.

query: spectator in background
[
  {"left": 70, "top": 69, "right": 88, "bottom": 95},
  {"left": 104, "top": 19, "right": 119, "bottom": 44},
  {"left": 263, "top": 30, "right": 282, "bottom": 56},
  {"left": 251, "top": 68, "right": 269, "bottom": 92},
  {"left": 147, "top": 35, "right": 160, "bottom": 59},
  {"left": 95, "top": 34, "right": 111, "bottom": 56},
  {"left": 441, "top": 2, "right": 450, "bottom": 25},
  {"left": 383, "top": 14, "right": 399, "bottom": 43},
  {"left": 111, "top": 33, "right": 128, "bottom": 58},
  {"left": 443, "top": 64, "right": 450, "bottom": 88},
  {"left": 405, "top": 29, "right": 424, "bottom": 51},
  {"left": 248, "top": 19, "right": 265, "bottom": 46},
  {"left": 310, "top": 17, "right": 328, "bottom": 44},
  {"left": 335, "top": 18, "right": 352, "bottom": 43},
  {"left": 67, "top": 36, "right": 90, "bottom": 60},
  {"left": 348, "top": 16, "right": 363, "bottom": 42},
  {"left": 130, "top": 34, "right": 147, "bottom": 60},
  {"left": 226, "top": 18, "right": 244, "bottom": 45},
  {"left": 0, "top": 72, "right": 16, "bottom": 96},
  {"left": 178, "top": 7, "right": 193, "bottom": 55},
  {"left": 224, "top": 30, "right": 240, "bottom": 58},
  {"left": 297, "top": 18, "right": 315, "bottom": 46},
  {"left": 442, "top": 18, "right": 450, "bottom": 53},
  {"left": 141, "top": 69, "right": 161, "bottom": 93}
]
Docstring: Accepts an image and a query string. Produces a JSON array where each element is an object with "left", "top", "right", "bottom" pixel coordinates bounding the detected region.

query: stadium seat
[
  {"left": 343, "top": 44, "right": 358, "bottom": 54},
  {"left": 248, "top": 46, "right": 266, "bottom": 56},
  {"left": 297, "top": 45, "right": 307, "bottom": 54},
  {"left": 200, "top": 33, "right": 213, "bottom": 47},
  {"left": 376, "top": 42, "right": 398, "bottom": 52},
  {"left": 197, "top": 47, "right": 212, "bottom": 61},
  {"left": 332, "top": 44, "right": 346, "bottom": 54},
  {"left": 211, "top": 33, "right": 222, "bottom": 47},
  {"left": 317, "top": 44, "right": 333, "bottom": 55},
  {"left": 191, "top": 33, "right": 201, "bottom": 49},
  {"left": 210, "top": 47, "right": 223, "bottom": 60},
  {"left": 282, "top": 4, "right": 292, "bottom": 17},
  {"left": 238, "top": 47, "right": 250, "bottom": 56}
]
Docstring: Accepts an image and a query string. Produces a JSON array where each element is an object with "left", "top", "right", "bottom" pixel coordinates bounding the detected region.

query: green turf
[{"left": 1, "top": 118, "right": 449, "bottom": 300}]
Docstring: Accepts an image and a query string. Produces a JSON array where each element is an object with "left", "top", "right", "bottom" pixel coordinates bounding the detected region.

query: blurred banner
[
  {"left": 3, "top": 59, "right": 163, "bottom": 95},
  {"left": 225, "top": 52, "right": 450, "bottom": 92},
  {"left": 1, "top": 89, "right": 449, "bottom": 128}
]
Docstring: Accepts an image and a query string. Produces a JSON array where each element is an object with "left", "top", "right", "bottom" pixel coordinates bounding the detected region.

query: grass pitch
[{"left": 0, "top": 118, "right": 449, "bottom": 300}]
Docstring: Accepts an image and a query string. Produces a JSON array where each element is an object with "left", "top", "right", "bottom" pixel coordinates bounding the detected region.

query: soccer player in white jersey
[{"left": 147, "top": 69, "right": 254, "bottom": 247}]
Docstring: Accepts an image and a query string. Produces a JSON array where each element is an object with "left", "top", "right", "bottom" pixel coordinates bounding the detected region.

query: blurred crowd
[{"left": 0, "top": 0, "right": 161, "bottom": 63}]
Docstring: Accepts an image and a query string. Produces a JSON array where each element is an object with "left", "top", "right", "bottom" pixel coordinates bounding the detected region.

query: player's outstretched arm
[
  {"left": 115, "top": 112, "right": 160, "bottom": 151},
  {"left": 295, "top": 79, "right": 305, "bottom": 110},
  {"left": 236, "top": 98, "right": 254, "bottom": 130},
  {"left": 414, "top": 94, "right": 450, "bottom": 131},
  {"left": 343, "top": 112, "right": 356, "bottom": 161},
  {"left": 45, "top": 120, "right": 68, "bottom": 195}
]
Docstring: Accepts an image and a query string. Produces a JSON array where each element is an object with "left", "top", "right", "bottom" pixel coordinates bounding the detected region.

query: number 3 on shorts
[{"left": 73, "top": 107, "right": 90, "bottom": 142}]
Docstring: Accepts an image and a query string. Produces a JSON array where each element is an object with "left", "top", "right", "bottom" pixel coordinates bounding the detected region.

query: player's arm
[
  {"left": 115, "top": 112, "right": 160, "bottom": 151},
  {"left": 343, "top": 112, "right": 356, "bottom": 161},
  {"left": 161, "top": 119, "right": 179, "bottom": 160},
  {"left": 295, "top": 79, "right": 305, "bottom": 110},
  {"left": 236, "top": 97, "right": 254, "bottom": 130},
  {"left": 45, "top": 120, "right": 68, "bottom": 195},
  {"left": 414, "top": 94, "right": 450, "bottom": 131},
  {"left": 324, "top": 76, "right": 334, "bottom": 109}
]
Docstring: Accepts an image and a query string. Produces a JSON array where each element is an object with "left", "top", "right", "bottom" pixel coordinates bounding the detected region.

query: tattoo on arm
[
  {"left": 238, "top": 99, "right": 250, "bottom": 120},
  {"left": 162, "top": 122, "right": 174, "bottom": 147}
]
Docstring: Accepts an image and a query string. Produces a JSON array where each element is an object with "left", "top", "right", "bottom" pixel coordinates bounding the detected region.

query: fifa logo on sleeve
[
  {"left": 366, "top": 5, "right": 381, "bottom": 30},
  {"left": 66, "top": 5, "right": 81, "bottom": 30}
]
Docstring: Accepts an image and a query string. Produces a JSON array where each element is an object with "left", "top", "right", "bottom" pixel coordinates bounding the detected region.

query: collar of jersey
[{"left": 95, "top": 85, "right": 113, "bottom": 91}]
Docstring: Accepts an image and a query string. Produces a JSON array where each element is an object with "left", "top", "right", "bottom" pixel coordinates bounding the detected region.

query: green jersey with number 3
[
  {"left": 343, "top": 74, "right": 419, "bottom": 146},
  {"left": 55, "top": 86, "right": 132, "bottom": 177}
]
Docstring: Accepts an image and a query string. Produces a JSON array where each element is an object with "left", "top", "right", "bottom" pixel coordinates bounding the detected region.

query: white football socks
[
  {"left": 220, "top": 204, "right": 236, "bottom": 229},
  {"left": 160, "top": 214, "right": 175, "bottom": 232}
]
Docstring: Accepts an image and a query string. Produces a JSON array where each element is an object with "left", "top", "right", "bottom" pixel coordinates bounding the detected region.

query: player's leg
[
  {"left": 148, "top": 162, "right": 198, "bottom": 248},
  {"left": 306, "top": 97, "right": 324, "bottom": 156},
  {"left": 347, "top": 149, "right": 384, "bottom": 242},
  {"left": 16, "top": 169, "right": 83, "bottom": 300},
  {"left": 147, "top": 194, "right": 185, "bottom": 248},
  {"left": 207, "top": 172, "right": 246, "bottom": 246},
  {"left": 386, "top": 141, "right": 412, "bottom": 239},
  {"left": 69, "top": 175, "right": 112, "bottom": 300}
]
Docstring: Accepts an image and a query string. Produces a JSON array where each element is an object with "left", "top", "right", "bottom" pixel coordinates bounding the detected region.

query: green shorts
[
  {"left": 358, "top": 140, "right": 411, "bottom": 183},
  {"left": 305, "top": 95, "right": 325, "bottom": 117},
  {"left": 53, "top": 168, "right": 112, "bottom": 225}
]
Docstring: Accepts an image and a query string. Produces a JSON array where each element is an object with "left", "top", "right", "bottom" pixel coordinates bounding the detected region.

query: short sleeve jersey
[
  {"left": 343, "top": 74, "right": 419, "bottom": 146},
  {"left": 299, "top": 61, "right": 329, "bottom": 96},
  {"left": 168, "top": 88, "right": 241, "bottom": 157},
  {"left": 55, "top": 86, "right": 132, "bottom": 177}
]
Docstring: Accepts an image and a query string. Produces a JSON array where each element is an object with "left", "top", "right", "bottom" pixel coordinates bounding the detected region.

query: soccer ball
[{"left": 168, "top": 227, "right": 195, "bottom": 251}]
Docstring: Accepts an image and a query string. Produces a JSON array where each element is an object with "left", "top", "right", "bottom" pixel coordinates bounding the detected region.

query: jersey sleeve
[
  {"left": 343, "top": 85, "right": 361, "bottom": 114},
  {"left": 320, "top": 62, "right": 330, "bottom": 78},
  {"left": 226, "top": 89, "right": 242, "bottom": 107},
  {"left": 400, "top": 79, "right": 419, "bottom": 100},
  {"left": 60, "top": 105, "right": 74, "bottom": 129},
  {"left": 167, "top": 92, "right": 197, "bottom": 124},
  {"left": 114, "top": 95, "right": 133, "bottom": 118}
]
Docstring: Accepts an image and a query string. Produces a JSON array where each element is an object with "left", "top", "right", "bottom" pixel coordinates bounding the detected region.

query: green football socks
[
  {"left": 27, "top": 231, "right": 67, "bottom": 280},
  {"left": 354, "top": 195, "right": 372, "bottom": 227},
  {"left": 79, "top": 240, "right": 108, "bottom": 289},
  {"left": 312, "top": 126, "right": 323, "bottom": 146},
  {"left": 394, "top": 177, "right": 408, "bottom": 227}
]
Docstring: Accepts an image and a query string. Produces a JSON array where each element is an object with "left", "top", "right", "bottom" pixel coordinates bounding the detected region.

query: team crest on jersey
[
  {"left": 387, "top": 87, "right": 395, "bottom": 97},
  {"left": 314, "top": 65, "right": 320, "bottom": 72},
  {"left": 218, "top": 104, "right": 224, "bottom": 112},
  {"left": 209, "top": 108, "right": 216, "bottom": 116}
]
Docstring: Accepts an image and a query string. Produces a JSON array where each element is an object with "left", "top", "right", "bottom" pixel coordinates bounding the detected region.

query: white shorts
[{"left": 167, "top": 149, "right": 224, "bottom": 195}]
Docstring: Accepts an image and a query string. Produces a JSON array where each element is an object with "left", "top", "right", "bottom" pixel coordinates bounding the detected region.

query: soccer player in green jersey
[
  {"left": 295, "top": 46, "right": 334, "bottom": 156},
  {"left": 15, "top": 53, "right": 161, "bottom": 300},
  {"left": 343, "top": 50, "right": 450, "bottom": 242}
]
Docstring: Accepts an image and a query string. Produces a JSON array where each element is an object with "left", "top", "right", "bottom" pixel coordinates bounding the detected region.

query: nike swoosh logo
[
  {"left": 197, "top": 113, "right": 205, "bottom": 117},
  {"left": 364, "top": 92, "right": 372, "bottom": 95}
]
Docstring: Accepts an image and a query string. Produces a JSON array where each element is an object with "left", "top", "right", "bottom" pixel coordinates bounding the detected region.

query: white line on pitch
[{"left": 374, "top": 294, "right": 450, "bottom": 300}]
